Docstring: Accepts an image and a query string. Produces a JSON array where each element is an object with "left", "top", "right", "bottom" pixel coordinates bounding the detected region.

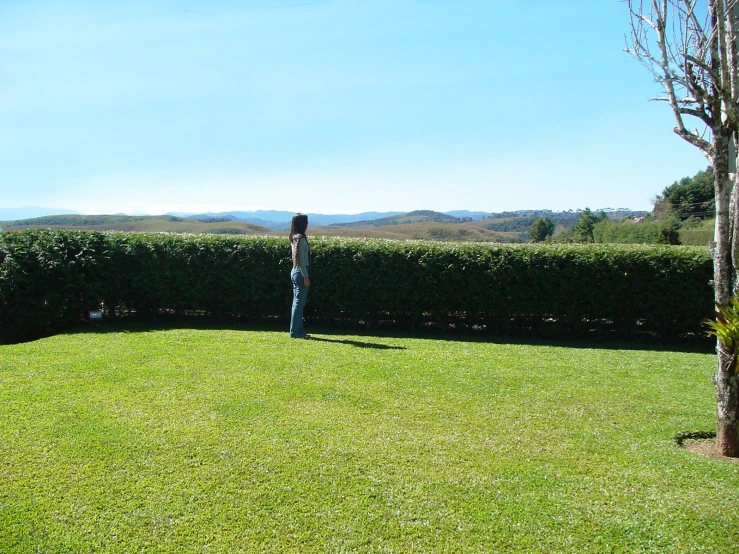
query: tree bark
[
  {"left": 713, "top": 132, "right": 732, "bottom": 305},
  {"left": 714, "top": 345, "right": 739, "bottom": 456},
  {"left": 712, "top": 132, "right": 739, "bottom": 456}
]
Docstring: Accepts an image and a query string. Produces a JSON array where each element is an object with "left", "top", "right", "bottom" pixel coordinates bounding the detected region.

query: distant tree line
[
  {"left": 526, "top": 167, "right": 716, "bottom": 245},
  {"left": 191, "top": 217, "right": 236, "bottom": 224},
  {"left": 485, "top": 211, "right": 598, "bottom": 234},
  {"left": 653, "top": 166, "right": 715, "bottom": 221}
]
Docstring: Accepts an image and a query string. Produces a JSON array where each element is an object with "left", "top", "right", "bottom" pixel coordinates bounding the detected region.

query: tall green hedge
[{"left": 0, "top": 230, "right": 714, "bottom": 343}]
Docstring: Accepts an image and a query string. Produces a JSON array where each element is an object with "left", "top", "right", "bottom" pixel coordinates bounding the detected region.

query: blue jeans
[{"left": 290, "top": 268, "right": 309, "bottom": 338}]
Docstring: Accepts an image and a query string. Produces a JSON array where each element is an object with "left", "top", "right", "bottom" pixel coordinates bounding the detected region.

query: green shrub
[
  {"left": 0, "top": 231, "right": 714, "bottom": 343},
  {"left": 0, "top": 230, "right": 111, "bottom": 341},
  {"left": 593, "top": 219, "right": 661, "bottom": 244},
  {"left": 680, "top": 219, "right": 715, "bottom": 246}
]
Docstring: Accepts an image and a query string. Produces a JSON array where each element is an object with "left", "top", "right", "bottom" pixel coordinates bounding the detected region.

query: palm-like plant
[{"left": 705, "top": 297, "right": 739, "bottom": 375}]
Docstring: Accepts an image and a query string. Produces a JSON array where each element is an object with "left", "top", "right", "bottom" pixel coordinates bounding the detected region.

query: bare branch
[
  {"left": 677, "top": 106, "right": 715, "bottom": 126},
  {"left": 626, "top": 0, "right": 737, "bottom": 151},
  {"left": 674, "top": 125, "right": 714, "bottom": 151}
]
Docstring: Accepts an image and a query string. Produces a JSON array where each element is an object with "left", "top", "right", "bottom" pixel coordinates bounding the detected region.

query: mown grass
[{"left": 1, "top": 327, "right": 736, "bottom": 553}]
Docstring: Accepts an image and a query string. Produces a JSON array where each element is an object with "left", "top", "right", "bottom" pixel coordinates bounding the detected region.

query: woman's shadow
[{"left": 309, "top": 336, "right": 406, "bottom": 350}]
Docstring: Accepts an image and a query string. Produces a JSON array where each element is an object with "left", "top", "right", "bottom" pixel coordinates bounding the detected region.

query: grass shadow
[
  {"left": 8, "top": 316, "right": 714, "bottom": 355},
  {"left": 307, "top": 336, "right": 406, "bottom": 350},
  {"left": 299, "top": 325, "right": 714, "bottom": 354}
]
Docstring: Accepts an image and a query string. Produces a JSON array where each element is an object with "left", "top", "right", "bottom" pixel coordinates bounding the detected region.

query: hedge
[{"left": 0, "top": 230, "right": 714, "bottom": 343}]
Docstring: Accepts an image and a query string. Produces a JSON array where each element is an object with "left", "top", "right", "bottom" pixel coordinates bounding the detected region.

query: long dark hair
[{"left": 289, "top": 213, "right": 309, "bottom": 243}]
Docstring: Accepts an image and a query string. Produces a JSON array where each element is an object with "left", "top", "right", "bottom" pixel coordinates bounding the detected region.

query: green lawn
[{"left": 0, "top": 327, "right": 736, "bottom": 553}]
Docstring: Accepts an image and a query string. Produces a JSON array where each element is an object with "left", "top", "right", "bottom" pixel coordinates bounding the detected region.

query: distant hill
[
  {"left": 330, "top": 210, "right": 461, "bottom": 227},
  {"left": 185, "top": 210, "right": 297, "bottom": 224},
  {"left": 188, "top": 215, "right": 239, "bottom": 223},
  {"left": 0, "top": 211, "right": 517, "bottom": 242},
  {"left": 481, "top": 216, "right": 542, "bottom": 233},
  {"left": 0, "top": 208, "right": 653, "bottom": 243},
  {"left": 0, "top": 214, "right": 271, "bottom": 235},
  {"left": 443, "top": 210, "right": 490, "bottom": 220},
  {"left": 1, "top": 207, "right": 650, "bottom": 231},
  {"left": 184, "top": 210, "right": 405, "bottom": 230},
  {"left": 313, "top": 221, "right": 520, "bottom": 242}
]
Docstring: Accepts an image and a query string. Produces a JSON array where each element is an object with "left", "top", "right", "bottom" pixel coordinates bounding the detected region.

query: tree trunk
[
  {"left": 713, "top": 136, "right": 732, "bottom": 305},
  {"left": 714, "top": 345, "right": 739, "bottom": 456},
  {"left": 732, "top": 138, "right": 739, "bottom": 297},
  {"left": 712, "top": 132, "right": 739, "bottom": 456}
]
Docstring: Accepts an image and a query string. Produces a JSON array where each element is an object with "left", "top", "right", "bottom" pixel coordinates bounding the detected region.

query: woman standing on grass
[{"left": 289, "top": 213, "right": 311, "bottom": 339}]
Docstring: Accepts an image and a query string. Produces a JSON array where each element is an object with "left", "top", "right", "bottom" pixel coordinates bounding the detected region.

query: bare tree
[{"left": 626, "top": 0, "right": 739, "bottom": 456}]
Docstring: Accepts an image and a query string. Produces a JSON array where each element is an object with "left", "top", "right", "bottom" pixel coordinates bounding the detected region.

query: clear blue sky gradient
[{"left": 0, "top": 0, "right": 709, "bottom": 215}]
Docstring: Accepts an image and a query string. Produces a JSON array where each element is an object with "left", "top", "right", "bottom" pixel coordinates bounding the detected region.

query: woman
[{"left": 289, "top": 213, "right": 311, "bottom": 338}]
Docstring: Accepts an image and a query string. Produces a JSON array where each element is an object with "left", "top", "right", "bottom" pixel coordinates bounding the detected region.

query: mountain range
[
  {"left": 0, "top": 208, "right": 654, "bottom": 244},
  {"left": 178, "top": 210, "right": 503, "bottom": 230},
  {"left": 181, "top": 210, "right": 408, "bottom": 231},
  {"left": 1, "top": 208, "right": 513, "bottom": 230}
]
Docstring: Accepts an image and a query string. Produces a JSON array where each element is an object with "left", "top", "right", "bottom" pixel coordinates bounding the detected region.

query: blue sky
[{"left": 0, "top": 0, "right": 709, "bottom": 216}]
